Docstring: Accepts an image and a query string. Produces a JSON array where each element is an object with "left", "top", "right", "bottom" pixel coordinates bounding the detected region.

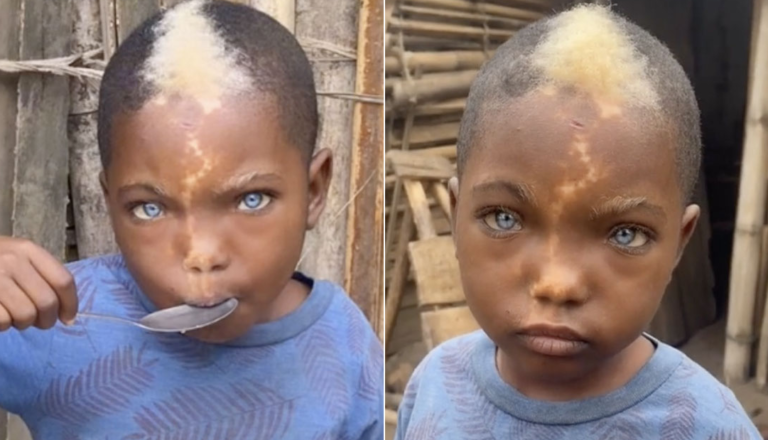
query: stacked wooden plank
[{"left": 383, "top": 3, "right": 561, "bottom": 420}]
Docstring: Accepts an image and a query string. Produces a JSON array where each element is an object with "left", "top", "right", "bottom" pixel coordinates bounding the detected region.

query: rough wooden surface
[
  {"left": 296, "top": 0, "right": 357, "bottom": 284},
  {"left": 116, "top": 0, "right": 160, "bottom": 42},
  {"left": 422, "top": 306, "right": 478, "bottom": 348},
  {"left": 250, "top": 0, "right": 295, "bottom": 31},
  {"left": 70, "top": 0, "right": 118, "bottom": 259},
  {"left": 345, "top": 0, "right": 384, "bottom": 335},
  {"left": 12, "top": 0, "right": 73, "bottom": 260},
  {"left": 0, "top": 0, "right": 21, "bottom": 237},
  {"left": 409, "top": 236, "right": 464, "bottom": 306}
]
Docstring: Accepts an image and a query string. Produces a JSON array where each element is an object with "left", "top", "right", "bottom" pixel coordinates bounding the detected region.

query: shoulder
[
  {"left": 653, "top": 344, "right": 760, "bottom": 434},
  {"left": 310, "top": 279, "right": 382, "bottom": 374},
  {"left": 406, "top": 330, "right": 485, "bottom": 393}
]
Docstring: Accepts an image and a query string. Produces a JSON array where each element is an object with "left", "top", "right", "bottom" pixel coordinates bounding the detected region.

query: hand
[{"left": 0, "top": 237, "right": 78, "bottom": 331}]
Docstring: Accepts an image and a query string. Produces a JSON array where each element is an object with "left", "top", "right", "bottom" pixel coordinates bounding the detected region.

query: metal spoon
[{"left": 76, "top": 298, "right": 239, "bottom": 333}]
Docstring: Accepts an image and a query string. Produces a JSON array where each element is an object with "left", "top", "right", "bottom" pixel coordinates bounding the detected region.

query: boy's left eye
[
  {"left": 238, "top": 192, "right": 271, "bottom": 211},
  {"left": 609, "top": 227, "right": 649, "bottom": 248},
  {"left": 132, "top": 202, "right": 164, "bottom": 220}
]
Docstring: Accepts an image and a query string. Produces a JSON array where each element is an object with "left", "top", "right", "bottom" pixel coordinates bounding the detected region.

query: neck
[{"left": 496, "top": 335, "right": 654, "bottom": 401}]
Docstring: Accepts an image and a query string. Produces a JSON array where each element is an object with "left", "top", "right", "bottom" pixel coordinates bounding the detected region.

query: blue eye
[
  {"left": 610, "top": 227, "right": 649, "bottom": 248},
  {"left": 238, "top": 192, "right": 271, "bottom": 212},
  {"left": 483, "top": 210, "right": 522, "bottom": 232},
  {"left": 132, "top": 202, "right": 163, "bottom": 220}
]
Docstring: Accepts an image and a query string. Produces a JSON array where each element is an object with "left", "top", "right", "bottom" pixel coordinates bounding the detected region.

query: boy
[
  {"left": 395, "top": 5, "right": 761, "bottom": 439},
  {"left": 0, "top": 1, "right": 382, "bottom": 439}
]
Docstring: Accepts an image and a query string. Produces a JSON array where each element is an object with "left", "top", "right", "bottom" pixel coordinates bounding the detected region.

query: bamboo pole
[
  {"left": 725, "top": 0, "right": 768, "bottom": 385},
  {"left": 398, "top": 5, "right": 527, "bottom": 28},
  {"left": 388, "top": 17, "right": 515, "bottom": 41},
  {"left": 391, "top": 70, "right": 478, "bottom": 109},
  {"left": 345, "top": 0, "right": 383, "bottom": 337},
  {"left": 386, "top": 51, "right": 490, "bottom": 75},
  {"left": 402, "top": 0, "right": 545, "bottom": 21}
]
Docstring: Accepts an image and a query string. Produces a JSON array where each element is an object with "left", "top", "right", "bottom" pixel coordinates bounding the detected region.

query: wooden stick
[
  {"left": 99, "top": 0, "right": 116, "bottom": 59},
  {"left": 388, "top": 17, "right": 515, "bottom": 41},
  {"left": 386, "top": 392, "right": 404, "bottom": 409},
  {"left": 385, "top": 207, "right": 414, "bottom": 344},
  {"left": 391, "top": 70, "right": 478, "bottom": 109},
  {"left": 115, "top": 0, "right": 159, "bottom": 42},
  {"left": 391, "top": 121, "right": 461, "bottom": 149},
  {"left": 386, "top": 51, "right": 490, "bottom": 75},
  {"left": 345, "top": 0, "right": 384, "bottom": 336},
  {"left": 431, "top": 182, "right": 452, "bottom": 221},
  {"left": 385, "top": 409, "right": 398, "bottom": 425},
  {"left": 387, "top": 98, "right": 466, "bottom": 118},
  {"left": 402, "top": 0, "right": 546, "bottom": 21},
  {"left": 725, "top": 0, "right": 768, "bottom": 385}
]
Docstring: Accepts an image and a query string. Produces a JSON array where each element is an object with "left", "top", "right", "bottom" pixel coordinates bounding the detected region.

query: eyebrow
[
  {"left": 590, "top": 196, "right": 666, "bottom": 221},
  {"left": 117, "top": 182, "right": 168, "bottom": 198},
  {"left": 471, "top": 181, "right": 537, "bottom": 206},
  {"left": 213, "top": 171, "right": 283, "bottom": 195}
]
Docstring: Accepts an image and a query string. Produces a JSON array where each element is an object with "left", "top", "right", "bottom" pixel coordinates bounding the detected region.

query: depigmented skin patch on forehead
[
  {"left": 530, "top": 5, "right": 659, "bottom": 115},
  {"left": 142, "top": 0, "right": 251, "bottom": 114}
]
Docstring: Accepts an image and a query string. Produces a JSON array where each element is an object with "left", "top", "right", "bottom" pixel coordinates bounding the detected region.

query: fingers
[
  {"left": 0, "top": 305, "right": 10, "bottom": 331},
  {"left": 12, "top": 259, "right": 60, "bottom": 329},
  {"left": 24, "top": 241, "right": 77, "bottom": 324},
  {"left": 0, "top": 277, "right": 37, "bottom": 330}
]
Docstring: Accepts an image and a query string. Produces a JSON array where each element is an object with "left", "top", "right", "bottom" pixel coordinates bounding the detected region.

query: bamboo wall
[{"left": 0, "top": 0, "right": 382, "bottom": 438}]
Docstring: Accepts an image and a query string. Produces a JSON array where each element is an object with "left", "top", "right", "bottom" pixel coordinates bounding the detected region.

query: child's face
[
  {"left": 451, "top": 89, "right": 699, "bottom": 381},
  {"left": 102, "top": 95, "right": 330, "bottom": 342}
]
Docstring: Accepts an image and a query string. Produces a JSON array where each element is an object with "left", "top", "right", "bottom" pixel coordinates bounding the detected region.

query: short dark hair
[
  {"left": 456, "top": 5, "right": 701, "bottom": 202},
  {"left": 98, "top": 0, "right": 318, "bottom": 168}
]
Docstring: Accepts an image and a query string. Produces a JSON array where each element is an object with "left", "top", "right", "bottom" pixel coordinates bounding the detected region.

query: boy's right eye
[
  {"left": 482, "top": 209, "right": 522, "bottom": 232},
  {"left": 131, "top": 202, "right": 164, "bottom": 221}
]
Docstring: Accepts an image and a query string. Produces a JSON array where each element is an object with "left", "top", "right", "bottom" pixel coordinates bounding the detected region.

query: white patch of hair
[
  {"left": 531, "top": 5, "right": 659, "bottom": 110},
  {"left": 141, "top": 0, "right": 251, "bottom": 112}
]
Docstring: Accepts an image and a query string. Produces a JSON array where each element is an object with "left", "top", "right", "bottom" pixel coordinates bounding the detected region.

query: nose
[
  {"left": 529, "top": 257, "right": 589, "bottom": 305},
  {"left": 181, "top": 234, "right": 231, "bottom": 274}
]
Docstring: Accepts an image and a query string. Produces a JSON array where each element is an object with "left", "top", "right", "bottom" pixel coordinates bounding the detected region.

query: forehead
[
  {"left": 108, "top": 96, "right": 299, "bottom": 179},
  {"left": 464, "top": 90, "right": 680, "bottom": 206}
]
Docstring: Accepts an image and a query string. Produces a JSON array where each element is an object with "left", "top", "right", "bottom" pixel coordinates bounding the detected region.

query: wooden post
[
  {"left": 69, "top": 0, "right": 119, "bottom": 259},
  {"left": 12, "top": 0, "right": 72, "bottom": 260},
  {"left": 250, "top": 0, "right": 295, "bottom": 32},
  {"left": 725, "top": 0, "right": 768, "bottom": 385},
  {"left": 296, "top": 0, "right": 357, "bottom": 284},
  {"left": 345, "top": 0, "right": 383, "bottom": 336},
  {"left": 0, "top": 0, "right": 21, "bottom": 236},
  {"left": 116, "top": 0, "right": 160, "bottom": 41}
]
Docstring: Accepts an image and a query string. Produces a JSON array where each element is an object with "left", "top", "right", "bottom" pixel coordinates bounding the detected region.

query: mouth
[
  {"left": 516, "top": 323, "right": 589, "bottom": 357},
  {"left": 183, "top": 293, "right": 236, "bottom": 308}
]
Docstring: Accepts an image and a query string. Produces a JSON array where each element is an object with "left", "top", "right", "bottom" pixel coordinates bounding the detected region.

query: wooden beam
[
  {"left": 296, "top": 0, "right": 356, "bottom": 283},
  {"left": 0, "top": 0, "right": 21, "bottom": 237},
  {"left": 345, "top": 0, "right": 384, "bottom": 335},
  {"left": 70, "top": 0, "right": 118, "bottom": 258},
  {"left": 12, "top": 0, "right": 73, "bottom": 260},
  {"left": 116, "top": 0, "right": 160, "bottom": 42}
]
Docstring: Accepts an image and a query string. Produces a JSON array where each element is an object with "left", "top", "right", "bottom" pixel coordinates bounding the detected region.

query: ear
[
  {"left": 448, "top": 177, "right": 459, "bottom": 251},
  {"left": 306, "top": 148, "right": 333, "bottom": 230},
  {"left": 675, "top": 204, "right": 700, "bottom": 266}
]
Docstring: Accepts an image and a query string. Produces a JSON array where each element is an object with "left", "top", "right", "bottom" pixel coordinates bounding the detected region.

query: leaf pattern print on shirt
[
  {"left": 38, "top": 345, "right": 158, "bottom": 425},
  {"left": 358, "top": 336, "right": 382, "bottom": 402},
  {"left": 297, "top": 318, "right": 351, "bottom": 421},
  {"left": 404, "top": 412, "right": 448, "bottom": 440},
  {"left": 660, "top": 389, "right": 698, "bottom": 440},
  {"left": 707, "top": 427, "right": 753, "bottom": 440},
  {"left": 440, "top": 340, "right": 498, "bottom": 440},
  {"left": 589, "top": 410, "right": 646, "bottom": 440},
  {"left": 124, "top": 378, "right": 295, "bottom": 440}
]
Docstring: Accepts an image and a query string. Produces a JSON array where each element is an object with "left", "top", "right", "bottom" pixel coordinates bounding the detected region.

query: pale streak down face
[
  {"left": 141, "top": 0, "right": 252, "bottom": 295},
  {"left": 526, "top": 6, "right": 659, "bottom": 300}
]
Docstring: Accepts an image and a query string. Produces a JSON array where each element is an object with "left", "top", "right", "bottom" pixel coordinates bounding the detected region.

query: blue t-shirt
[
  {"left": 396, "top": 330, "right": 760, "bottom": 440},
  {"left": 0, "top": 254, "right": 383, "bottom": 440}
]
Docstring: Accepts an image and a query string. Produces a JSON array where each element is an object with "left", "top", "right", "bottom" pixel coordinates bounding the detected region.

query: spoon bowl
[{"left": 78, "top": 298, "right": 239, "bottom": 333}]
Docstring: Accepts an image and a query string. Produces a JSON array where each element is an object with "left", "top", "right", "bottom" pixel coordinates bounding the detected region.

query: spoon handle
[{"left": 77, "top": 312, "right": 138, "bottom": 327}]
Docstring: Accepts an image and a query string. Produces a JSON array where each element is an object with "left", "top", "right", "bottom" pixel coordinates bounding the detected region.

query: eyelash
[
  {"left": 607, "top": 223, "right": 656, "bottom": 255},
  {"left": 475, "top": 206, "right": 523, "bottom": 238}
]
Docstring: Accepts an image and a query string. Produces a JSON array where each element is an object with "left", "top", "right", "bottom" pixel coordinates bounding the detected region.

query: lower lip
[{"left": 517, "top": 334, "right": 589, "bottom": 357}]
